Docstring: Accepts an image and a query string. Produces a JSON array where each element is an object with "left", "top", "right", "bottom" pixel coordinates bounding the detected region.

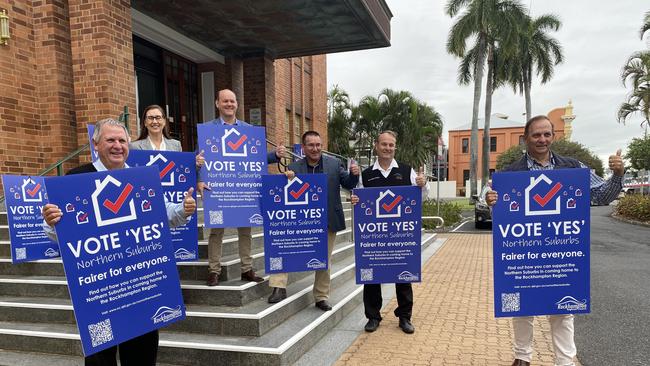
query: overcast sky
[{"left": 327, "top": 0, "right": 649, "bottom": 164}]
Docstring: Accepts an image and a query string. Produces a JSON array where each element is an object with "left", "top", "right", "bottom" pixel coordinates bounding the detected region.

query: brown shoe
[
  {"left": 241, "top": 270, "right": 264, "bottom": 282},
  {"left": 511, "top": 360, "right": 530, "bottom": 366},
  {"left": 206, "top": 272, "right": 219, "bottom": 286}
]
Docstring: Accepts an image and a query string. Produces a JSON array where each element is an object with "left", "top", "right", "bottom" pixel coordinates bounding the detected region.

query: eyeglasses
[{"left": 146, "top": 115, "right": 164, "bottom": 121}]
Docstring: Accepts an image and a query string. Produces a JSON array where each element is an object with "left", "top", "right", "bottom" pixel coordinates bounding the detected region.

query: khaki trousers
[
  {"left": 512, "top": 314, "right": 576, "bottom": 366},
  {"left": 207, "top": 227, "right": 253, "bottom": 275},
  {"left": 269, "top": 230, "right": 337, "bottom": 301}
]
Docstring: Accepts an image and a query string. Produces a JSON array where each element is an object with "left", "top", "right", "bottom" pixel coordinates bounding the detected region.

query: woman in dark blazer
[{"left": 130, "top": 105, "right": 182, "bottom": 152}]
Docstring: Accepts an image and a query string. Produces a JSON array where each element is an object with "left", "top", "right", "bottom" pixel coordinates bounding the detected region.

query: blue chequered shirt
[{"left": 526, "top": 153, "right": 622, "bottom": 205}]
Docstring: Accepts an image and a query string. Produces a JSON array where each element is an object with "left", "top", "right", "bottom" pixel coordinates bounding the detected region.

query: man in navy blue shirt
[{"left": 486, "top": 115, "right": 624, "bottom": 366}]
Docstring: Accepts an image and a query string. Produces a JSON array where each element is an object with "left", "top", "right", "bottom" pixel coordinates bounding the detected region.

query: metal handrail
[{"left": 422, "top": 215, "right": 445, "bottom": 229}]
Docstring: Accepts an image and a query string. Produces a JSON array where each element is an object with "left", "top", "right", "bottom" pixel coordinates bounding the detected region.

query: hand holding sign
[
  {"left": 486, "top": 190, "right": 498, "bottom": 207},
  {"left": 609, "top": 149, "right": 624, "bottom": 176},
  {"left": 183, "top": 187, "right": 196, "bottom": 217},
  {"left": 195, "top": 150, "right": 205, "bottom": 169},
  {"left": 350, "top": 193, "right": 359, "bottom": 205},
  {"left": 285, "top": 169, "right": 296, "bottom": 180},
  {"left": 415, "top": 166, "right": 426, "bottom": 187},
  {"left": 43, "top": 203, "right": 63, "bottom": 226}
]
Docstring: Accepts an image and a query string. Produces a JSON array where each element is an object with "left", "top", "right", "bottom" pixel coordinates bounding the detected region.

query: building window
[
  {"left": 285, "top": 110, "right": 291, "bottom": 144},
  {"left": 463, "top": 170, "right": 470, "bottom": 186},
  {"left": 490, "top": 136, "right": 497, "bottom": 152},
  {"left": 462, "top": 138, "right": 469, "bottom": 153},
  {"left": 519, "top": 135, "right": 525, "bottom": 145}
]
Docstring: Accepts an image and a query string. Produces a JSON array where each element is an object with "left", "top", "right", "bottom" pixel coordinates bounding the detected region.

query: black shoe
[
  {"left": 398, "top": 317, "right": 415, "bottom": 334},
  {"left": 511, "top": 359, "right": 530, "bottom": 366},
  {"left": 267, "top": 287, "right": 287, "bottom": 303},
  {"left": 241, "top": 270, "right": 264, "bottom": 282},
  {"left": 315, "top": 300, "right": 332, "bottom": 311},
  {"left": 206, "top": 272, "right": 219, "bottom": 286},
  {"left": 364, "top": 318, "right": 380, "bottom": 332}
]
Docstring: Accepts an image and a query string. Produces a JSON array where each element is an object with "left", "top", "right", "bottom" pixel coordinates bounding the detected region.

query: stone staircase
[{"left": 0, "top": 199, "right": 438, "bottom": 365}]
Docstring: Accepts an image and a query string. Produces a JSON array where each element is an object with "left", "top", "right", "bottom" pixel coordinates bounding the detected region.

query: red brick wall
[
  {"left": 68, "top": 0, "right": 136, "bottom": 152},
  {"left": 311, "top": 55, "right": 327, "bottom": 149}
]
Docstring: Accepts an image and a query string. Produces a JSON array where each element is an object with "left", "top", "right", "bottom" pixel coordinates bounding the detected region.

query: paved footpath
[{"left": 335, "top": 233, "right": 582, "bottom": 366}]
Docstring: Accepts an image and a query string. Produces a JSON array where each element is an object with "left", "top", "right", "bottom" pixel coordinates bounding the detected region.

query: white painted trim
[
  {"left": 0, "top": 328, "right": 79, "bottom": 340},
  {"left": 131, "top": 9, "right": 224, "bottom": 64},
  {"left": 201, "top": 72, "right": 216, "bottom": 121}
]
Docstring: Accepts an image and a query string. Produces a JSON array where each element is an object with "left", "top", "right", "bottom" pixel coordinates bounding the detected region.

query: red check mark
[
  {"left": 78, "top": 212, "right": 88, "bottom": 221},
  {"left": 103, "top": 183, "right": 134, "bottom": 214},
  {"left": 533, "top": 182, "right": 563, "bottom": 207},
  {"left": 159, "top": 161, "right": 176, "bottom": 179},
  {"left": 26, "top": 183, "right": 41, "bottom": 197},
  {"left": 227, "top": 135, "right": 248, "bottom": 151},
  {"left": 289, "top": 183, "right": 310, "bottom": 199},
  {"left": 143, "top": 201, "right": 151, "bottom": 209},
  {"left": 382, "top": 195, "right": 403, "bottom": 212}
]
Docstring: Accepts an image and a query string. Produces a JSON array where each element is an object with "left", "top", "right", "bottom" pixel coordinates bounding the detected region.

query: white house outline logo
[
  {"left": 284, "top": 177, "right": 310, "bottom": 205},
  {"left": 147, "top": 153, "right": 175, "bottom": 186},
  {"left": 21, "top": 178, "right": 43, "bottom": 203},
  {"left": 525, "top": 174, "right": 562, "bottom": 216},
  {"left": 221, "top": 128, "right": 247, "bottom": 157},
  {"left": 91, "top": 175, "right": 137, "bottom": 227},
  {"left": 376, "top": 189, "right": 402, "bottom": 218}
]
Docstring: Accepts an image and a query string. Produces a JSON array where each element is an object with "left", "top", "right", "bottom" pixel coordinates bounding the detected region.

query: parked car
[{"left": 472, "top": 185, "right": 492, "bottom": 229}]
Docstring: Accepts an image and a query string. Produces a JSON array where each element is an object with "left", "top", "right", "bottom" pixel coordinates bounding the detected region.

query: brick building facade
[{"left": 0, "top": 1, "right": 390, "bottom": 195}]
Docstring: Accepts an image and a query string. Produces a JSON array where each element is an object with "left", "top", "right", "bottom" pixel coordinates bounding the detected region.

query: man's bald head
[{"left": 216, "top": 89, "right": 238, "bottom": 123}]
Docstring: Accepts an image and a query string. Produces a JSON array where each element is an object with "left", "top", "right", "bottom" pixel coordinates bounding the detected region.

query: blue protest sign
[
  {"left": 353, "top": 186, "right": 422, "bottom": 284},
  {"left": 1, "top": 175, "right": 58, "bottom": 263},
  {"left": 492, "top": 168, "right": 591, "bottom": 317},
  {"left": 44, "top": 166, "right": 185, "bottom": 356},
  {"left": 127, "top": 150, "right": 198, "bottom": 261},
  {"left": 292, "top": 143, "right": 304, "bottom": 162},
  {"left": 261, "top": 174, "right": 328, "bottom": 273},
  {"left": 197, "top": 124, "right": 267, "bottom": 227},
  {"left": 87, "top": 124, "right": 98, "bottom": 162}
]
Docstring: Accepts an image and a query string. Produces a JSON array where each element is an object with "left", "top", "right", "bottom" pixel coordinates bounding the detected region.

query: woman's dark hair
[{"left": 137, "top": 104, "right": 171, "bottom": 141}]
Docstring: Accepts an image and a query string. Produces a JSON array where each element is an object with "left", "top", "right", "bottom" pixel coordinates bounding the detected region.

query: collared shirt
[
  {"left": 213, "top": 117, "right": 243, "bottom": 126},
  {"left": 357, "top": 158, "right": 429, "bottom": 200},
  {"left": 44, "top": 161, "right": 188, "bottom": 241},
  {"left": 146, "top": 136, "right": 167, "bottom": 151},
  {"left": 526, "top": 152, "right": 622, "bottom": 205}
]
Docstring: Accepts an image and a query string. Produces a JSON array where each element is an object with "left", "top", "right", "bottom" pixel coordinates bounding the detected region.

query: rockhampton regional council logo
[
  {"left": 151, "top": 305, "right": 183, "bottom": 324},
  {"left": 555, "top": 296, "right": 587, "bottom": 311}
]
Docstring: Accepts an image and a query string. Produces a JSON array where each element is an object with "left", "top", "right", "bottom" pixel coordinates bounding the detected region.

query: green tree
[
  {"left": 396, "top": 99, "right": 443, "bottom": 169},
  {"left": 641, "top": 10, "right": 650, "bottom": 40},
  {"left": 446, "top": 0, "right": 526, "bottom": 197},
  {"left": 327, "top": 85, "right": 354, "bottom": 156},
  {"left": 496, "top": 139, "right": 604, "bottom": 176},
  {"left": 617, "top": 50, "right": 650, "bottom": 135},
  {"left": 626, "top": 135, "right": 650, "bottom": 171},
  {"left": 509, "top": 14, "right": 564, "bottom": 122},
  {"left": 355, "top": 95, "right": 383, "bottom": 161}
]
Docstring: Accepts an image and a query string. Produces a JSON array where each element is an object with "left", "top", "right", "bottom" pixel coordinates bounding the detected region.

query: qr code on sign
[
  {"left": 361, "top": 268, "right": 373, "bottom": 281},
  {"left": 209, "top": 210, "right": 223, "bottom": 225},
  {"left": 15, "top": 248, "right": 26, "bottom": 260},
  {"left": 502, "top": 292, "right": 520, "bottom": 312},
  {"left": 88, "top": 318, "right": 114, "bottom": 347},
  {"left": 270, "top": 257, "right": 283, "bottom": 271}
]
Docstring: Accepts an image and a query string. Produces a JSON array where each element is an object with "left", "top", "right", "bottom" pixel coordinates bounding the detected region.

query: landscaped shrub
[
  {"left": 615, "top": 194, "right": 650, "bottom": 222},
  {"left": 422, "top": 199, "right": 462, "bottom": 229}
]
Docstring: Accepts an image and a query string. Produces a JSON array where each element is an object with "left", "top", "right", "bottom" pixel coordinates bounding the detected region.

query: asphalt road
[{"left": 574, "top": 205, "right": 650, "bottom": 366}]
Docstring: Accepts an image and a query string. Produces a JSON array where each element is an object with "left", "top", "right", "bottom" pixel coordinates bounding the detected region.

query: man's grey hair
[{"left": 92, "top": 118, "right": 130, "bottom": 143}]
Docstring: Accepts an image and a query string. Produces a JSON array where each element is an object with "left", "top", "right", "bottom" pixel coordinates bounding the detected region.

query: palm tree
[
  {"left": 355, "top": 95, "right": 383, "bottom": 162},
  {"left": 446, "top": 0, "right": 526, "bottom": 197},
  {"left": 510, "top": 14, "right": 564, "bottom": 122},
  {"left": 396, "top": 99, "right": 443, "bottom": 169},
  {"left": 618, "top": 51, "right": 650, "bottom": 135},
  {"left": 327, "top": 85, "right": 354, "bottom": 156},
  {"left": 641, "top": 10, "right": 650, "bottom": 40}
]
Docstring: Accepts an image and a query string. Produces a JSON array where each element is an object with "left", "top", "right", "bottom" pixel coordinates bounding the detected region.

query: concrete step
[
  {"left": 0, "top": 232, "right": 438, "bottom": 366},
  {"left": 0, "top": 254, "right": 357, "bottom": 337},
  {"left": 0, "top": 226, "right": 352, "bottom": 281}
]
